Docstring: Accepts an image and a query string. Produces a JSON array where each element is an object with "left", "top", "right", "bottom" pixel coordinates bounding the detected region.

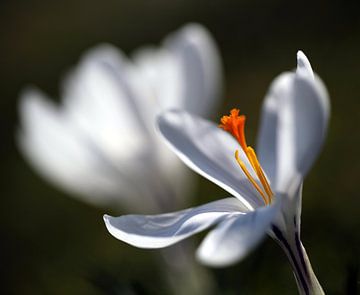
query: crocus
[
  {"left": 104, "top": 51, "right": 329, "bottom": 295},
  {"left": 18, "top": 23, "right": 222, "bottom": 213}
]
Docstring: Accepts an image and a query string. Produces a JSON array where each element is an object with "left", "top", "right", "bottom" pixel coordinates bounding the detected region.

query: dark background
[{"left": 0, "top": 0, "right": 359, "bottom": 294}]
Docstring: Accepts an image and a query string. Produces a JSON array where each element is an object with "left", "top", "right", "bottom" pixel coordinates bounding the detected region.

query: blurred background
[{"left": 1, "top": 0, "right": 359, "bottom": 294}]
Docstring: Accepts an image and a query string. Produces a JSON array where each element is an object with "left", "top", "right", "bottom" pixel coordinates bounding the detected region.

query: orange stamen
[
  {"left": 235, "top": 150, "right": 268, "bottom": 205},
  {"left": 246, "top": 147, "right": 273, "bottom": 203},
  {"left": 220, "top": 108, "right": 274, "bottom": 205}
]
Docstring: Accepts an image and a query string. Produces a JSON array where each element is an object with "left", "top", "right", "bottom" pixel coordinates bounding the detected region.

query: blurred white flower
[
  {"left": 104, "top": 51, "right": 329, "bottom": 295},
  {"left": 18, "top": 23, "right": 222, "bottom": 213}
]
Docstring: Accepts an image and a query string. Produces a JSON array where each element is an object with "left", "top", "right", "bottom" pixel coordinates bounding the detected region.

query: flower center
[{"left": 219, "top": 108, "right": 273, "bottom": 205}]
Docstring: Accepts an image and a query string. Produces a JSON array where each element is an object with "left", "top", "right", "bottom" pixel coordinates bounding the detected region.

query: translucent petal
[
  {"left": 18, "top": 88, "right": 136, "bottom": 207},
  {"left": 164, "top": 23, "right": 223, "bottom": 116},
  {"left": 158, "top": 110, "right": 266, "bottom": 209},
  {"left": 104, "top": 198, "right": 247, "bottom": 248},
  {"left": 257, "top": 51, "right": 330, "bottom": 193},
  {"left": 134, "top": 23, "right": 222, "bottom": 117},
  {"left": 62, "top": 44, "right": 155, "bottom": 164},
  {"left": 197, "top": 199, "right": 281, "bottom": 267}
]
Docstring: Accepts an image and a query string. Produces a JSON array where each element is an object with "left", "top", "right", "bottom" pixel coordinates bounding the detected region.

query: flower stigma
[{"left": 219, "top": 108, "right": 274, "bottom": 205}]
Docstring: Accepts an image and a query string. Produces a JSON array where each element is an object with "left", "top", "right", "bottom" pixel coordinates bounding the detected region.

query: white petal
[
  {"left": 132, "top": 47, "right": 182, "bottom": 113},
  {"left": 18, "top": 88, "right": 132, "bottom": 205},
  {"left": 134, "top": 25, "right": 224, "bottom": 207},
  {"left": 69, "top": 44, "right": 192, "bottom": 208},
  {"left": 158, "top": 110, "right": 266, "bottom": 209},
  {"left": 196, "top": 199, "right": 281, "bottom": 267},
  {"left": 18, "top": 43, "right": 197, "bottom": 212},
  {"left": 134, "top": 24, "right": 222, "bottom": 118},
  {"left": 104, "top": 198, "right": 247, "bottom": 248},
  {"left": 164, "top": 23, "right": 223, "bottom": 117},
  {"left": 18, "top": 88, "right": 162, "bottom": 211},
  {"left": 296, "top": 50, "right": 314, "bottom": 80},
  {"left": 62, "top": 44, "right": 156, "bottom": 164},
  {"left": 257, "top": 51, "right": 330, "bottom": 193},
  {"left": 132, "top": 47, "right": 191, "bottom": 192}
]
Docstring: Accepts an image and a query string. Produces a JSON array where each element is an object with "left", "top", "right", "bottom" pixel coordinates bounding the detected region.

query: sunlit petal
[
  {"left": 196, "top": 199, "right": 281, "bottom": 267},
  {"left": 134, "top": 23, "right": 222, "bottom": 117},
  {"left": 18, "top": 88, "right": 136, "bottom": 207},
  {"left": 296, "top": 50, "right": 314, "bottom": 80},
  {"left": 257, "top": 52, "right": 330, "bottom": 193},
  {"left": 104, "top": 198, "right": 248, "bottom": 248},
  {"left": 164, "top": 23, "right": 223, "bottom": 117},
  {"left": 158, "top": 110, "right": 267, "bottom": 209},
  {"left": 133, "top": 47, "right": 182, "bottom": 113},
  {"left": 62, "top": 44, "right": 155, "bottom": 164}
]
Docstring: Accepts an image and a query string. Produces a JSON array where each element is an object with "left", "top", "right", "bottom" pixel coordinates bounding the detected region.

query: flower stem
[{"left": 272, "top": 225, "right": 325, "bottom": 295}]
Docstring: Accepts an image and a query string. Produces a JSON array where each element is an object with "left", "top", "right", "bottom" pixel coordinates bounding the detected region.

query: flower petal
[
  {"left": 71, "top": 45, "right": 196, "bottom": 209},
  {"left": 158, "top": 110, "right": 266, "bottom": 209},
  {"left": 132, "top": 46, "right": 182, "bottom": 113},
  {"left": 133, "top": 23, "right": 222, "bottom": 118},
  {"left": 133, "top": 24, "right": 223, "bottom": 204},
  {"left": 18, "top": 88, "right": 163, "bottom": 212},
  {"left": 296, "top": 50, "right": 314, "bottom": 80},
  {"left": 132, "top": 46, "right": 192, "bottom": 201},
  {"left": 19, "top": 43, "right": 204, "bottom": 212},
  {"left": 104, "top": 198, "right": 247, "bottom": 248},
  {"left": 62, "top": 44, "right": 156, "bottom": 163},
  {"left": 18, "top": 88, "right": 132, "bottom": 205},
  {"left": 196, "top": 199, "right": 281, "bottom": 267},
  {"left": 164, "top": 23, "right": 223, "bottom": 117},
  {"left": 257, "top": 51, "right": 330, "bottom": 193}
]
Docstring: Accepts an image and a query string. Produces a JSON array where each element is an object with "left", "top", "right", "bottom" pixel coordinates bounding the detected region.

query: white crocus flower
[
  {"left": 18, "top": 23, "right": 222, "bottom": 213},
  {"left": 104, "top": 51, "right": 329, "bottom": 295}
]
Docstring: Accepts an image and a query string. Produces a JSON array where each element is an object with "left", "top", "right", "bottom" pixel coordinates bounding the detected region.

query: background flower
[
  {"left": 17, "top": 23, "right": 222, "bottom": 214},
  {"left": 16, "top": 23, "right": 222, "bottom": 295}
]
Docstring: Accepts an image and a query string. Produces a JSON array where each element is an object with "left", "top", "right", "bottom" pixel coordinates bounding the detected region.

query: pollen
[{"left": 220, "top": 108, "right": 274, "bottom": 205}]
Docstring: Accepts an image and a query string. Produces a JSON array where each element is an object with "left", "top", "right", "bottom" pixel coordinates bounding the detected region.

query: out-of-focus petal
[
  {"left": 62, "top": 44, "right": 156, "bottom": 164},
  {"left": 18, "top": 24, "right": 224, "bottom": 212},
  {"left": 18, "top": 88, "right": 137, "bottom": 207},
  {"left": 158, "top": 110, "right": 266, "bottom": 209},
  {"left": 257, "top": 51, "right": 330, "bottom": 193},
  {"left": 197, "top": 199, "right": 281, "bottom": 267},
  {"left": 104, "top": 198, "right": 247, "bottom": 248},
  {"left": 132, "top": 46, "right": 191, "bottom": 199},
  {"left": 133, "top": 47, "right": 182, "bottom": 113},
  {"left": 164, "top": 23, "right": 223, "bottom": 117},
  {"left": 134, "top": 23, "right": 222, "bottom": 117},
  {"left": 64, "top": 45, "right": 191, "bottom": 211}
]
